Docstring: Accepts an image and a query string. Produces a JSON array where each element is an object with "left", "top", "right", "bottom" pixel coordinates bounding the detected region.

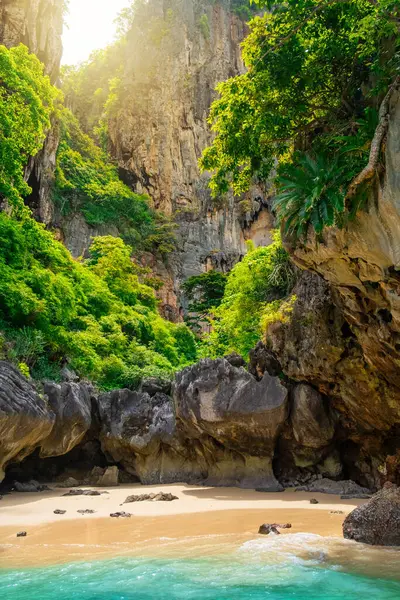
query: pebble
[
  {"left": 310, "top": 498, "right": 319, "bottom": 504},
  {"left": 54, "top": 509, "right": 66, "bottom": 515},
  {"left": 17, "top": 531, "right": 27, "bottom": 537}
]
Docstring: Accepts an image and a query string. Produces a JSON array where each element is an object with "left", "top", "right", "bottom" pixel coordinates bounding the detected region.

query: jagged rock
[
  {"left": 14, "top": 480, "right": 49, "bottom": 493},
  {"left": 16, "top": 531, "right": 27, "bottom": 537},
  {"left": 0, "top": 361, "right": 54, "bottom": 482},
  {"left": 39, "top": 381, "right": 92, "bottom": 458},
  {"left": 97, "top": 466, "right": 119, "bottom": 487},
  {"left": 343, "top": 483, "right": 400, "bottom": 546},
  {"left": 297, "top": 478, "right": 371, "bottom": 496},
  {"left": 110, "top": 511, "right": 131, "bottom": 518},
  {"left": 224, "top": 353, "right": 247, "bottom": 369},
  {"left": 174, "top": 358, "right": 288, "bottom": 489},
  {"left": 139, "top": 378, "right": 172, "bottom": 396},
  {"left": 124, "top": 492, "right": 178, "bottom": 503},
  {"left": 258, "top": 523, "right": 292, "bottom": 535}
]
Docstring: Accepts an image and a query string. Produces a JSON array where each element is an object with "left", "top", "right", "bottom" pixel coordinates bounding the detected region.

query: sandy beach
[{"left": 0, "top": 484, "right": 367, "bottom": 569}]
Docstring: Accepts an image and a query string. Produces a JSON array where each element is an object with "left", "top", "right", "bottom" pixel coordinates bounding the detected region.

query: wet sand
[{"left": 0, "top": 484, "right": 367, "bottom": 568}]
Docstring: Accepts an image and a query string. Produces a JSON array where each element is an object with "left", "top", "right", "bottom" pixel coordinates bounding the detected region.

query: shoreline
[{"left": 0, "top": 484, "right": 366, "bottom": 569}]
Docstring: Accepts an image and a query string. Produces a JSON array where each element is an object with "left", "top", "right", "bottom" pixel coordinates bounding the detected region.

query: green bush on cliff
[
  {"left": 201, "top": 0, "right": 400, "bottom": 238},
  {"left": 201, "top": 232, "right": 296, "bottom": 358},
  {"left": 54, "top": 108, "right": 176, "bottom": 254},
  {"left": 0, "top": 214, "right": 197, "bottom": 389},
  {"left": 0, "top": 44, "right": 60, "bottom": 209}
]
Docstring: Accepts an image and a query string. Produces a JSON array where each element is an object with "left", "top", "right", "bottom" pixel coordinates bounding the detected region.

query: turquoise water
[{"left": 1, "top": 534, "right": 400, "bottom": 599}]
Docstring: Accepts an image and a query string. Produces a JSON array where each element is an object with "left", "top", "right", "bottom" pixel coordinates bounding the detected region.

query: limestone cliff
[
  {"left": 262, "top": 91, "right": 400, "bottom": 489},
  {"left": 105, "top": 0, "right": 272, "bottom": 319}
]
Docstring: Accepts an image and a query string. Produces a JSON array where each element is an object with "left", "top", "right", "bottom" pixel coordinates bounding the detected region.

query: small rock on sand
[
  {"left": 62, "top": 489, "right": 103, "bottom": 497},
  {"left": 54, "top": 509, "right": 66, "bottom": 515},
  {"left": 330, "top": 510, "right": 344, "bottom": 514},
  {"left": 310, "top": 498, "right": 319, "bottom": 504},
  {"left": 77, "top": 509, "right": 96, "bottom": 514},
  {"left": 14, "top": 480, "right": 50, "bottom": 493},
  {"left": 110, "top": 511, "right": 131, "bottom": 518},
  {"left": 17, "top": 531, "right": 27, "bottom": 537},
  {"left": 124, "top": 492, "right": 178, "bottom": 503}
]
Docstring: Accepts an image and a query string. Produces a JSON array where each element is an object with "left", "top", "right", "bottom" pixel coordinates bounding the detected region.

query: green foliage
[
  {"left": 201, "top": 233, "right": 296, "bottom": 358},
  {"left": 54, "top": 108, "right": 176, "bottom": 254},
  {"left": 274, "top": 154, "right": 346, "bottom": 238},
  {"left": 199, "top": 14, "right": 210, "bottom": 40},
  {"left": 182, "top": 270, "right": 228, "bottom": 332},
  {"left": 0, "top": 44, "right": 60, "bottom": 209},
  {"left": 0, "top": 212, "right": 197, "bottom": 390},
  {"left": 201, "top": 0, "right": 400, "bottom": 236}
]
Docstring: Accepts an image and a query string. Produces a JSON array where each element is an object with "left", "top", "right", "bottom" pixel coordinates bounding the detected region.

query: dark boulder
[{"left": 343, "top": 483, "right": 400, "bottom": 546}]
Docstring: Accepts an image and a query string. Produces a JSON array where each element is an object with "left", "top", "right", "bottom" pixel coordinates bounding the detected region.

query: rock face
[
  {"left": 96, "top": 389, "right": 184, "bottom": 484},
  {"left": 265, "top": 270, "right": 400, "bottom": 489},
  {"left": 73, "top": 358, "right": 288, "bottom": 489},
  {"left": 343, "top": 483, "right": 400, "bottom": 546},
  {"left": 39, "top": 382, "right": 92, "bottom": 458},
  {"left": 174, "top": 359, "right": 288, "bottom": 488},
  {"left": 105, "top": 0, "right": 273, "bottom": 319},
  {"left": 287, "top": 93, "right": 400, "bottom": 435},
  {"left": 264, "top": 92, "right": 400, "bottom": 489},
  {"left": 0, "top": 362, "right": 54, "bottom": 481}
]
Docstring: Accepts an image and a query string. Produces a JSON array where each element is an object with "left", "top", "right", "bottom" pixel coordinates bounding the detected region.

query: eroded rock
[
  {"left": 39, "top": 381, "right": 92, "bottom": 458},
  {"left": 174, "top": 358, "right": 288, "bottom": 489},
  {"left": 0, "top": 362, "right": 54, "bottom": 482}
]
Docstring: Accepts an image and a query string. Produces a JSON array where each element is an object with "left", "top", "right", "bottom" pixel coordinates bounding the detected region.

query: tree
[{"left": 201, "top": 233, "right": 296, "bottom": 358}]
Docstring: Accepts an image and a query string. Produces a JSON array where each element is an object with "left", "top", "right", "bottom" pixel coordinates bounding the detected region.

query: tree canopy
[{"left": 201, "top": 0, "right": 400, "bottom": 237}]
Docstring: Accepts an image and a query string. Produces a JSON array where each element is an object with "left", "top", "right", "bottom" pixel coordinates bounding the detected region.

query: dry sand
[{"left": 0, "top": 484, "right": 366, "bottom": 568}]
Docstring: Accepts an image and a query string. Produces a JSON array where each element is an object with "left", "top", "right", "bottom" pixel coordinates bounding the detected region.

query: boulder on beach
[{"left": 343, "top": 483, "right": 400, "bottom": 546}]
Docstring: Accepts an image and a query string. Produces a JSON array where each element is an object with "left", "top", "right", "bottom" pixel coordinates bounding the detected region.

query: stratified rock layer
[{"left": 343, "top": 483, "right": 400, "bottom": 546}]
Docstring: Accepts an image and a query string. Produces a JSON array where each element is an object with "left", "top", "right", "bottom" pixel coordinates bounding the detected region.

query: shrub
[{"left": 201, "top": 232, "right": 296, "bottom": 358}]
